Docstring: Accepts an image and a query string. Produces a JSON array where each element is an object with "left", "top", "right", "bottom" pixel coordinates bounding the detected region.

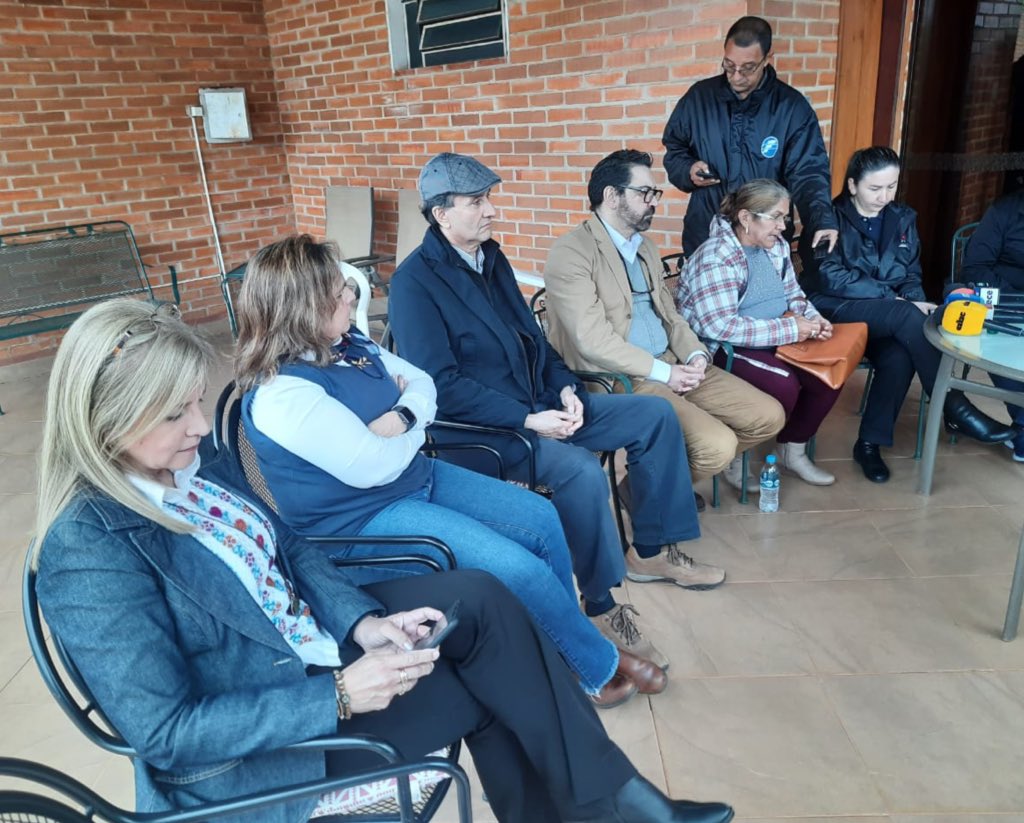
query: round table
[{"left": 918, "top": 314, "right": 1024, "bottom": 639}]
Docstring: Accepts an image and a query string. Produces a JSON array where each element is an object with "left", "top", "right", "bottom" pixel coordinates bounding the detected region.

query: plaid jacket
[{"left": 676, "top": 215, "right": 820, "bottom": 354}]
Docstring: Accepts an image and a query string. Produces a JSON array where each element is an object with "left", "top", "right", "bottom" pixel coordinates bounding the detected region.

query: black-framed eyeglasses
[
  {"left": 721, "top": 57, "right": 766, "bottom": 77},
  {"left": 621, "top": 186, "right": 664, "bottom": 204},
  {"left": 751, "top": 211, "right": 792, "bottom": 227}
]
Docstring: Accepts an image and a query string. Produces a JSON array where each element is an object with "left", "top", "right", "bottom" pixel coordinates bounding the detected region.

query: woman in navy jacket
[
  {"left": 800, "top": 147, "right": 1014, "bottom": 482},
  {"left": 33, "top": 298, "right": 733, "bottom": 823}
]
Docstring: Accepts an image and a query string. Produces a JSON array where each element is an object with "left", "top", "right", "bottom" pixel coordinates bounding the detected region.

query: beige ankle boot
[
  {"left": 722, "top": 456, "right": 758, "bottom": 493},
  {"left": 779, "top": 442, "right": 835, "bottom": 486}
]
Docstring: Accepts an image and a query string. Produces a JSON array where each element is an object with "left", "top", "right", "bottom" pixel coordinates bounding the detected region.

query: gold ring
[{"left": 399, "top": 669, "right": 409, "bottom": 694}]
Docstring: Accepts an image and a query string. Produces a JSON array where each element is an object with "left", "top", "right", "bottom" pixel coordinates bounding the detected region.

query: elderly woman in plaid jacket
[{"left": 676, "top": 179, "right": 840, "bottom": 486}]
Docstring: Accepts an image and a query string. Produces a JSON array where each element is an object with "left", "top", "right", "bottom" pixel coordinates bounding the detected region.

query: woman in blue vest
[
  {"left": 234, "top": 234, "right": 666, "bottom": 707},
  {"left": 799, "top": 146, "right": 1015, "bottom": 482},
  {"left": 34, "top": 297, "right": 733, "bottom": 823}
]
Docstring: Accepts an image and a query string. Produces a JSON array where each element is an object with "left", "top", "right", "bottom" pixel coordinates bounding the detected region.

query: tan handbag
[{"left": 775, "top": 321, "right": 868, "bottom": 389}]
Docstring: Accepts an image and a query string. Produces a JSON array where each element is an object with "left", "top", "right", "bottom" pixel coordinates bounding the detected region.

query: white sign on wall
[{"left": 199, "top": 88, "right": 252, "bottom": 143}]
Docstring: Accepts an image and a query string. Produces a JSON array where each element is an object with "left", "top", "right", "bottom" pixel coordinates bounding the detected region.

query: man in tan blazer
[{"left": 544, "top": 149, "right": 784, "bottom": 500}]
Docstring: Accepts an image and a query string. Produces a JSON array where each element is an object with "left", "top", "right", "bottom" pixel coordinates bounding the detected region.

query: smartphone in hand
[
  {"left": 413, "top": 600, "right": 461, "bottom": 650},
  {"left": 813, "top": 239, "right": 829, "bottom": 260},
  {"left": 695, "top": 168, "right": 719, "bottom": 180}
]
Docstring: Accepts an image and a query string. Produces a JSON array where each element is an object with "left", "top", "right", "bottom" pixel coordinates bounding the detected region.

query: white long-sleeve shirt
[{"left": 250, "top": 346, "right": 438, "bottom": 489}]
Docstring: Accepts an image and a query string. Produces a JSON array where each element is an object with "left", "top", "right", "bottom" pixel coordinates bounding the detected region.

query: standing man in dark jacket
[
  {"left": 390, "top": 154, "right": 727, "bottom": 703},
  {"left": 663, "top": 16, "right": 838, "bottom": 263}
]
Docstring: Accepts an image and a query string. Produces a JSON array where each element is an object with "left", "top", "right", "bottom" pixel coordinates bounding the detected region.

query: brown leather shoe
[
  {"left": 616, "top": 648, "right": 667, "bottom": 695},
  {"left": 589, "top": 672, "right": 637, "bottom": 709}
]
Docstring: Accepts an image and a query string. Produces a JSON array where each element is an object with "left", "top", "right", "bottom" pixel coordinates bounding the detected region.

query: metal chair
[
  {"left": 527, "top": 288, "right": 633, "bottom": 548},
  {"left": 22, "top": 553, "right": 470, "bottom": 823},
  {"left": 951, "top": 221, "right": 980, "bottom": 282},
  {"left": 0, "top": 753, "right": 469, "bottom": 823},
  {"left": 943, "top": 220, "right": 982, "bottom": 446}
]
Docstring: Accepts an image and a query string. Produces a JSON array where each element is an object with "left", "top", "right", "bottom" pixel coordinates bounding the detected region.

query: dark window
[{"left": 402, "top": 0, "right": 505, "bottom": 69}]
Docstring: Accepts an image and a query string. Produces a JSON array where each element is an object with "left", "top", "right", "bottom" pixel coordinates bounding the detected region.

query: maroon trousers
[{"left": 712, "top": 346, "right": 842, "bottom": 444}]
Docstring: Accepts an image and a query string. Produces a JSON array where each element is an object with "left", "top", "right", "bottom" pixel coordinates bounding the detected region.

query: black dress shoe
[
  {"left": 568, "top": 775, "right": 734, "bottom": 823},
  {"left": 694, "top": 492, "right": 706, "bottom": 513},
  {"left": 943, "top": 392, "right": 1016, "bottom": 444},
  {"left": 853, "top": 439, "right": 890, "bottom": 483}
]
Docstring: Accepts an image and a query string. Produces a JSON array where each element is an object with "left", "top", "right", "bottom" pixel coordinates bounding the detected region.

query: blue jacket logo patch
[{"left": 760, "top": 136, "right": 779, "bottom": 158}]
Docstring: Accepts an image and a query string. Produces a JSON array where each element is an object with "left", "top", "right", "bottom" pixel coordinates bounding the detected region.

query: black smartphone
[
  {"left": 414, "top": 600, "right": 461, "bottom": 650},
  {"left": 813, "top": 239, "right": 829, "bottom": 260},
  {"left": 695, "top": 168, "right": 719, "bottom": 180}
]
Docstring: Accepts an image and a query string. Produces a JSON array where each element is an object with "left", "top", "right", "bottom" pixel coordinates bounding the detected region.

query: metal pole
[{"left": 189, "top": 112, "right": 227, "bottom": 277}]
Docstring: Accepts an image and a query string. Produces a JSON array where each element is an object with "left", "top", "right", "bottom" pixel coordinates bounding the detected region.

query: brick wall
[
  {"left": 956, "top": 2, "right": 1022, "bottom": 228},
  {"left": 0, "top": 0, "right": 293, "bottom": 365},
  {"left": 2, "top": 0, "right": 841, "bottom": 367},
  {"left": 263, "top": 0, "right": 840, "bottom": 276}
]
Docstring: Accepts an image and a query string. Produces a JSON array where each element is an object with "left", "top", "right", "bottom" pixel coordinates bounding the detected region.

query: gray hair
[
  {"left": 420, "top": 193, "right": 456, "bottom": 228},
  {"left": 719, "top": 179, "right": 790, "bottom": 228}
]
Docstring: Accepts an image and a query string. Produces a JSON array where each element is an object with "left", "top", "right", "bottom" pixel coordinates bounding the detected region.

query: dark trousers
[
  {"left": 552, "top": 391, "right": 700, "bottom": 566},
  {"left": 324, "top": 569, "right": 635, "bottom": 823},
  {"left": 815, "top": 296, "right": 940, "bottom": 447},
  {"left": 711, "top": 347, "right": 842, "bottom": 443},
  {"left": 990, "top": 373, "right": 1024, "bottom": 426}
]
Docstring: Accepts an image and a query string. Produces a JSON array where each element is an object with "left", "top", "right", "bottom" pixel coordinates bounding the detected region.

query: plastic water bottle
[{"left": 759, "top": 454, "right": 780, "bottom": 513}]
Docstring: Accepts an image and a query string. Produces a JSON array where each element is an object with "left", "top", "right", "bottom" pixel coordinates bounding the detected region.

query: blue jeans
[
  {"left": 552, "top": 392, "right": 700, "bottom": 569},
  {"left": 334, "top": 460, "right": 618, "bottom": 694}
]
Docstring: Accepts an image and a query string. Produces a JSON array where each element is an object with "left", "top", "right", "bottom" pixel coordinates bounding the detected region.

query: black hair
[
  {"left": 420, "top": 192, "right": 456, "bottom": 227},
  {"left": 588, "top": 149, "right": 654, "bottom": 211},
  {"left": 725, "top": 16, "right": 772, "bottom": 57},
  {"left": 844, "top": 146, "right": 901, "bottom": 187}
]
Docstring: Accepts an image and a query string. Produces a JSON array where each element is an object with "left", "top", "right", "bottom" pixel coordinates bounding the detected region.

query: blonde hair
[
  {"left": 234, "top": 235, "right": 343, "bottom": 393},
  {"left": 33, "top": 299, "right": 215, "bottom": 561},
  {"left": 719, "top": 179, "right": 790, "bottom": 227}
]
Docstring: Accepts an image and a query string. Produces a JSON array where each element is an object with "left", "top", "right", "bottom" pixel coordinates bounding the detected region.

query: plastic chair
[
  {"left": 325, "top": 186, "right": 396, "bottom": 293},
  {"left": 22, "top": 554, "right": 470, "bottom": 823},
  {"left": 396, "top": 189, "right": 426, "bottom": 267}
]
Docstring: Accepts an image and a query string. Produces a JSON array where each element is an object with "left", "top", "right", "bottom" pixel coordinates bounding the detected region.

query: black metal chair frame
[
  {"left": 22, "top": 551, "right": 470, "bottom": 823},
  {"left": 526, "top": 289, "right": 630, "bottom": 549}
]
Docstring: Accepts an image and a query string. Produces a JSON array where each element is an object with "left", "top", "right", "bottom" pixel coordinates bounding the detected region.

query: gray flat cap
[{"left": 418, "top": 152, "right": 501, "bottom": 200}]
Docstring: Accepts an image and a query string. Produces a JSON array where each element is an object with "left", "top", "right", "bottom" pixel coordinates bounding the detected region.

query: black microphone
[{"left": 985, "top": 319, "right": 1024, "bottom": 336}]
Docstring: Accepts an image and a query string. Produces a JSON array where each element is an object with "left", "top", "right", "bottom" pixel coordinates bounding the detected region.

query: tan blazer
[{"left": 543, "top": 217, "right": 706, "bottom": 378}]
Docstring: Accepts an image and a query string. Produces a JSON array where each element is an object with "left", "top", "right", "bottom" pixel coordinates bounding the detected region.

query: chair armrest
[
  {"left": 304, "top": 535, "right": 457, "bottom": 572},
  {"left": 717, "top": 341, "right": 735, "bottom": 372},
  {"left": 168, "top": 264, "right": 180, "bottom": 304},
  {"left": 575, "top": 370, "right": 634, "bottom": 394},
  {"left": 429, "top": 420, "right": 537, "bottom": 491},
  {"left": 343, "top": 254, "right": 397, "bottom": 269},
  {"left": 421, "top": 438, "right": 506, "bottom": 481}
]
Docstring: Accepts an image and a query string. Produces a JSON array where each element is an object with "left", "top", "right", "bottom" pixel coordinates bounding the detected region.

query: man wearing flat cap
[{"left": 390, "top": 153, "right": 726, "bottom": 702}]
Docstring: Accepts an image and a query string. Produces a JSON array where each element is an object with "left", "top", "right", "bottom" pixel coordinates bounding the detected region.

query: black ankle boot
[
  {"left": 569, "top": 776, "right": 734, "bottom": 823},
  {"left": 853, "top": 439, "right": 890, "bottom": 483},
  {"left": 943, "top": 392, "right": 1016, "bottom": 443}
]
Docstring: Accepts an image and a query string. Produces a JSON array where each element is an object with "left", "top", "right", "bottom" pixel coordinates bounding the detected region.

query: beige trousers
[{"left": 626, "top": 363, "right": 785, "bottom": 480}]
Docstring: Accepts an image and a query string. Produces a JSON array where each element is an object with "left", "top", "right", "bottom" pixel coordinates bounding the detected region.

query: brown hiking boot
[
  {"left": 590, "top": 603, "right": 669, "bottom": 671},
  {"left": 625, "top": 544, "right": 726, "bottom": 590}
]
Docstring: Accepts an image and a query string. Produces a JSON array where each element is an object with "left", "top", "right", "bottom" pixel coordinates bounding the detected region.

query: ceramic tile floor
[{"left": 1, "top": 322, "right": 1023, "bottom": 822}]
